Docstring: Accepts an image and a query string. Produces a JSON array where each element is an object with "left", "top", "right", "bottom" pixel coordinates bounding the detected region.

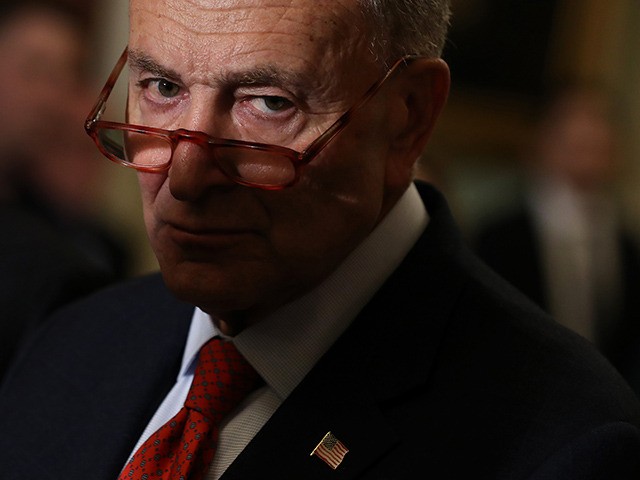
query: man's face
[
  {"left": 0, "top": 8, "right": 85, "bottom": 152},
  {"left": 129, "top": 0, "right": 410, "bottom": 329}
]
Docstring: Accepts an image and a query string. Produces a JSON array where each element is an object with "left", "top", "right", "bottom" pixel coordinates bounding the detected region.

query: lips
[
  {"left": 168, "top": 222, "right": 257, "bottom": 238},
  {"left": 164, "top": 221, "right": 261, "bottom": 252}
]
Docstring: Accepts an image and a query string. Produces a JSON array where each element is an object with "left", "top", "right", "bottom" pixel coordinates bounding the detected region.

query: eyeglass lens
[{"left": 97, "top": 127, "right": 298, "bottom": 187}]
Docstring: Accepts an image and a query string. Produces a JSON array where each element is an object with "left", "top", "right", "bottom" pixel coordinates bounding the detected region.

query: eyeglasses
[{"left": 85, "top": 47, "right": 419, "bottom": 190}]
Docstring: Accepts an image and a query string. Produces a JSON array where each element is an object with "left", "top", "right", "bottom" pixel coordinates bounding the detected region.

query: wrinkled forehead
[{"left": 129, "top": 0, "right": 373, "bottom": 83}]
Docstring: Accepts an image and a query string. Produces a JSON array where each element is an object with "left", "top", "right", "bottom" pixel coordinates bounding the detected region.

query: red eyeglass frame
[{"left": 84, "top": 47, "right": 420, "bottom": 190}]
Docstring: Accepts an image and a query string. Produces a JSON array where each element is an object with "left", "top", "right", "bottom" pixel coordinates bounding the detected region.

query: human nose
[
  {"left": 167, "top": 115, "right": 236, "bottom": 201},
  {"left": 168, "top": 141, "right": 236, "bottom": 200}
]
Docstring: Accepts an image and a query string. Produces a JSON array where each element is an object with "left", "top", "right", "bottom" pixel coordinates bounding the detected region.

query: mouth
[{"left": 165, "top": 222, "right": 261, "bottom": 252}]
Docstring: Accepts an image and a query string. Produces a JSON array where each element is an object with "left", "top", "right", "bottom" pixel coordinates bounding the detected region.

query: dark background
[{"left": 444, "top": 0, "right": 559, "bottom": 99}]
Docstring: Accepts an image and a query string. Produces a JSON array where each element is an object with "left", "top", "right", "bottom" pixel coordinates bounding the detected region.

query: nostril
[{"left": 168, "top": 142, "right": 236, "bottom": 200}]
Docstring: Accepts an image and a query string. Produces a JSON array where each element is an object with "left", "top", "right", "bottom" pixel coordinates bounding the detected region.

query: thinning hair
[{"left": 359, "top": 0, "right": 451, "bottom": 63}]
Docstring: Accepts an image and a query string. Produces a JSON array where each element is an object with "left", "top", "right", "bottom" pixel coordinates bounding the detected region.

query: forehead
[{"left": 129, "top": 0, "right": 372, "bottom": 82}]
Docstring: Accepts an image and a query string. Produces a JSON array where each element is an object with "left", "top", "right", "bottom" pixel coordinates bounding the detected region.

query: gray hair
[{"left": 359, "top": 0, "right": 451, "bottom": 63}]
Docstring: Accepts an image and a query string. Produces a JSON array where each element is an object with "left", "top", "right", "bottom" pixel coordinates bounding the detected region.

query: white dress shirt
[
  {"left": 126, "top": 183, "right": 429, "bottom": 479},
  {"left": 528, "top": 177, "right": 622, "bottom": 342}
]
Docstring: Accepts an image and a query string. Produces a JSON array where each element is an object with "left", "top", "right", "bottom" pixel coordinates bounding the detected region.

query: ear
[{"left": 385, "top": 58, "right": 450, "bottom": 188}]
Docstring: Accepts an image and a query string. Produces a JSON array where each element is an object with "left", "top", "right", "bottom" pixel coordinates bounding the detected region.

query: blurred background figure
[
  {"left": 474, "top": 84, "right": 640, "bottom": 392},
  {"left": 0, "top": 0, "right": 129, "bottom": 378},
  {"left": 0, "top": 0, "right": 129, "bottom": 278}
]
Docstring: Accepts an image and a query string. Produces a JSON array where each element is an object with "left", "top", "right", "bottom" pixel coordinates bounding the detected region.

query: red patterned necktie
[{"left": 119, "top": 338, "right": 260, "bottom": 480}]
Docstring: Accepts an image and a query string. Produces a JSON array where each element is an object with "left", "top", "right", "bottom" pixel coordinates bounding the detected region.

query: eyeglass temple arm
[
  {"left": 301, "top": 56, "right": 419, "bottom": 161},
  {"left": 85, "top": 47, "right": 129, "bottom": 129}
]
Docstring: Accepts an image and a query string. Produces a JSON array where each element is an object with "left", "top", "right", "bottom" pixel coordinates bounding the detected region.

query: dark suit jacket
[
  {"left": 475, "top": 204, "right": 640, "bottom": 394},
  {"left": 0, "top": 206, "right": 114, "bottom": 379},
  {"left": 1, "top": 183, "right": 639, "bottom": 479}
]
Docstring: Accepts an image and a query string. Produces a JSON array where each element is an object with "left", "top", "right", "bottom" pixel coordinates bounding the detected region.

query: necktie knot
[
  {"left": 186, "top": 339, "right": 260, "bottom": 421},
  {"left": 119, "top": 337, "right": 260, "bottom": 480}
]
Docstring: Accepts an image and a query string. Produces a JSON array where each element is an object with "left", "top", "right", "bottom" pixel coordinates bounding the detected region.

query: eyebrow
[
  {"left": 221, "top": 66, "right": 308, "bottom": 91},
  {"left": 128, "top": 49, "right": 181, "bottom": 81},
  {"left": 127, "top": 48, "right": 310, "bottom": 94}
]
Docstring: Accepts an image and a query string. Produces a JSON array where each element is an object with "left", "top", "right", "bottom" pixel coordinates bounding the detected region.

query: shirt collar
[
  {"left": 182, "top": 183, "right": 428, "bottom": 399},
  {"left": 177, "top": 308, "right": 218, "bottom": 378}
]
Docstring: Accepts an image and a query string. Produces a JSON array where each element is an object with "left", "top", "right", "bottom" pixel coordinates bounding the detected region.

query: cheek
[
  {"left": 137, "top": 171, "right": 165, "bottom": 197},
  {"left": 303, "top": 132, "right": 390, "bottom": 209},
  {"left": 268, "top": 193, "right": 381, "bottom": 294},
  {"left": 137, "top": 172, "right": 166, "bottom": 227},
  {"left": 277, "top": 111, "right": 392, "bottom": 250},
  {"left": 266, "top": 153, "right": 387, "bottom": 276}
]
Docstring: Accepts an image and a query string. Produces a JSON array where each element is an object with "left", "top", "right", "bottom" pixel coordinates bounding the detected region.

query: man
[
  {"left": 0, "top": 0, "right": 130, "bottom": 278},
  {"left": 0, "top": 0, "right": 118, "bottom": 380},
  {"left": 1, "top": 1, "right": 639, "bottom": 479},
  {"left": 475, "top": 85, "right": 640, "bottom": 394}
]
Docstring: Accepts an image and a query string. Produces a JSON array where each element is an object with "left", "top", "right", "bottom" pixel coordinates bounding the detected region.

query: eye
[
  {"left": 156, "top": 79, "right": 180, "bottom": 98},
  {"left": 136, "top": 78, "right": 182, "bottom": 100},
  {"left": 251, "top": 95, "right": 293, "bottom": 114}
]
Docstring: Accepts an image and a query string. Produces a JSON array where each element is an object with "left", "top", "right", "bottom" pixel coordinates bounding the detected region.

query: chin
[{"left": 159, "top": 261, "right": 268, "bottom": 317}]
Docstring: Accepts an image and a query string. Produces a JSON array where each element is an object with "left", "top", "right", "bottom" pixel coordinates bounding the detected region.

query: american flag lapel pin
[{"left": 310, "top": 431, "right": 349, "bottom": 469}]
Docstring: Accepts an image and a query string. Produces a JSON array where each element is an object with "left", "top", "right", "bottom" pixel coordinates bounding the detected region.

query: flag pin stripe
[{"left": 310, "top": 431, "right": 349, "bottom": 469}]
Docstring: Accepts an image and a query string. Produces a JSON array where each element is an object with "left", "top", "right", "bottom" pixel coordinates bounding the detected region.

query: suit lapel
[
  {"left": 222, "top": 354, "right": 399, "bottom": 479},
  {"left": 223, "top": 183, "right": 469, "bottom": 479},
  {"left": 0, "top": 274, "right": 195, "bottom": 480}
]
